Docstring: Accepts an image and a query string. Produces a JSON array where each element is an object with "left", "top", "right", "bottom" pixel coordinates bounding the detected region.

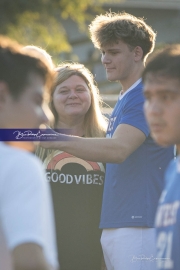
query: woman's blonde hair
[{"left": 49, "top": 62, "right": 107, "bottom": 137}]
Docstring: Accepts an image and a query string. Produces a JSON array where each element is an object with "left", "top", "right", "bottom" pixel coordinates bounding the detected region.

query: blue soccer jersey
[
  {"left": 100, "top": 80, "right": 174, "bottom": 228},
  {"left": 155, "top": 156, "right": 180, "bottom": 270}
]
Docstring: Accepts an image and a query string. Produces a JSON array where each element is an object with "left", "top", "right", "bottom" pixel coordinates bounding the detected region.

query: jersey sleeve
[
  {"left": 120, "top": 92, "right": 150, "bottom": 137},
  {"left": 0, "top": 153, "right": 48, "bottom": 250}
]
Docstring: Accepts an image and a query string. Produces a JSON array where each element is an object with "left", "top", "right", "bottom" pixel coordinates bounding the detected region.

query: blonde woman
[{"left": 37, "top": 63, "right": 107, "bottom": 270}]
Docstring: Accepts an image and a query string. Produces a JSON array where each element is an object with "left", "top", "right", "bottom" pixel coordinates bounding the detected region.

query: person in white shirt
[{"left": 0, "top": 36, "right": 59, "bottom": 270}]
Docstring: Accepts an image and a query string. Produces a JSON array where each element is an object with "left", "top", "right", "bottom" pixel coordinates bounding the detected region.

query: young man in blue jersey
[
  {"left": 143, "top": 45, "right": 180, "bottom": 270},
  {"left": 40, "top": 12, "right": 173, "bottom": 270}
]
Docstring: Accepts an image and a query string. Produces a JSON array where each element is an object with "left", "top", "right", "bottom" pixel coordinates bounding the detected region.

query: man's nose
[
  {"left": 101, "top": 54, "right": 111, "bottom": 65},
  {"left": 41, "top": 102, "right": 53, "bottom": 124},
  {"left": 42, "top": 111, "right": 49, "bottom": 124},
  {"left": 145, "top": 99, "right": 163, "bottom": 117}
]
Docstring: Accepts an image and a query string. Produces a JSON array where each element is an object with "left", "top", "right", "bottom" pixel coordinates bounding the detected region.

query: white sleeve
[
  {"left": 0, "top": 148, "right": 59, "bottom": 269},
  {"left": 1, "top": 155, "right": 46, "bottom": 249},
  {"left": 0, "top": 153, "right": 49, "bottom": 249}
]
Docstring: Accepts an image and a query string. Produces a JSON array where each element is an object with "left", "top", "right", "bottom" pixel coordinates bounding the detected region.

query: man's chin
[
  {"left": 106, "top": 73, "right": 118, "bottom": 82},
  {"left": 107, "top": 76, "right": 119, "bottom": 82},
  {"left": 152, "top": 134, "right": 172, "bottom": 147}
]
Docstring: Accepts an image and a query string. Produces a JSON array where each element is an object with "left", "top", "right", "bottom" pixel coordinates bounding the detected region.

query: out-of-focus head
[
  {"left": 49, "top": 62, "right": 107, "bottom": 137},
  {"left": 22, "top": 45, "right": 54, "bottom": 70},
  {"left": 143, "top": 44, "right": 180, "bottom": 147},
  {"left": 0, "top": 36, "right": 53, "bottom": 130}
]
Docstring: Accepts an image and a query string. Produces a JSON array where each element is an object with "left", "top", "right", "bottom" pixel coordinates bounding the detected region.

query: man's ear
[
  {"left": 134, "top": 46, "right": 144, "bottom": 62},
  {"left": 0, "top": 82, "right": 9, "bottom": 106}
]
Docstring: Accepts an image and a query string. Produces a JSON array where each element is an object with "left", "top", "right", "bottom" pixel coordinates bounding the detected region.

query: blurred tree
[{"left": 0, "top": 0, "right": 112, "bottom": 55}]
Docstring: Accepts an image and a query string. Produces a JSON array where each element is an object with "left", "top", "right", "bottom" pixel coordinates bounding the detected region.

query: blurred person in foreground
[
  {"left": 22, "top": 45, "right": 54, "bottom": 70},
  {"left": 0, "top": 36, "right": 59, "bottom": 270},
  {"left": 37, "top": 62, "right": 107, "bottom": 270},
  {"left": 143, "top": 44, "right": 180, "bottom": 270},
  {"left": 40, "top": 12, "right": 174, "bottom": 270}
]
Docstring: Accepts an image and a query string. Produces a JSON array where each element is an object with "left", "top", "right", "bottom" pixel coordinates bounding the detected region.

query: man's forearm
[
  {"left": 41, "top": 124, "right": 146, "bottom": 163},
  {"left": 51, "top": 136, "right": 126, "bottom": 163}
]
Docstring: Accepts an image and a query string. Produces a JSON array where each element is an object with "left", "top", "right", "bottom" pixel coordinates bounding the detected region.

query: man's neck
[
  {"left": 120, "top": 64, "right": 144, "bottom": 93},
  {"left": 119, "top": 78, "right": 142, "bottom": 97}
]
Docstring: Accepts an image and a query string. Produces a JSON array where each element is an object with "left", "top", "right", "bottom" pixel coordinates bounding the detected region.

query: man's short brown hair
[{"left": 89, "top": 12, "right": 156, "bottom": 61}]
